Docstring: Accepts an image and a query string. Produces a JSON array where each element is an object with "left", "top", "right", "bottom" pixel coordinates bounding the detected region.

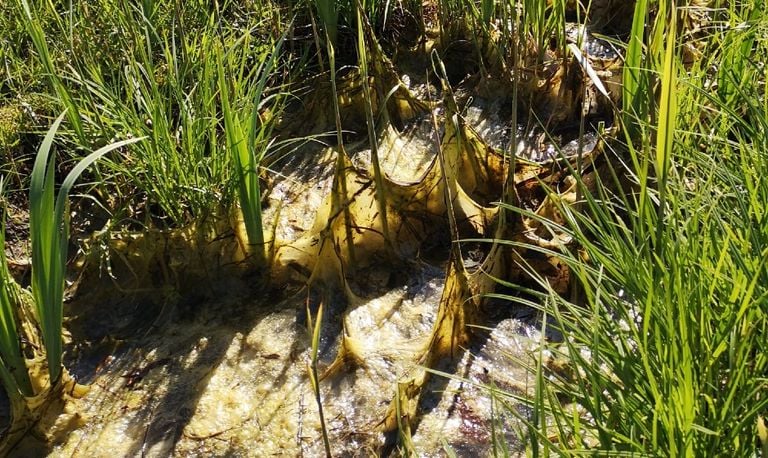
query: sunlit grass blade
[
  {"left": 20, "top": 0, "right": 85, "bottom": 142},
  {"left": 30, "top": 111, "right": 143, "bottom": 383},
  {"left": 216, "top": 34, "right": 283, "bottom": 262},
  {"left": 653, "top": 5, "right": 677, "bottom": 257},
  {"left": 567, "top": 43, "right": 609, "bottom": 98},
  {"left": 623, "top": 0, "right": 649, "bottom": 135}
]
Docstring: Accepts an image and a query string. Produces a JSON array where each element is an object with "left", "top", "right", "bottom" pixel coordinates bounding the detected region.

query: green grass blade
[
  {"left": 653, "top": 5, "right": 677, "bottom": 258},
  {"left": 314, "top": 0, "right": 339, "bottom": 48},
  {"left": 216, "top": 42, "right": 271, "bottom": 261},
  {"left": 356, "top": 4, "right": 391, "bottom": 246},
  {"left": 30, "top": 111, "right": 143, "bottom": 383},
  {"left": 20, "top": 0, "right": 86, "bottom": 142},
  {"left": 623, "top": 0, "right": 649, "bottom": 134}
]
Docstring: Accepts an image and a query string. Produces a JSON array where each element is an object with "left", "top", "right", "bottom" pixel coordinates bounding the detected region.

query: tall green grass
[
  {"left": 311, "top": 0, "right": 391, "bottom": 50},
  {"left": 217, "top": 33, "right": 284, "bottom": 260},
  {"left": 19, "top": 0, "right": 85, "bottom": 143},
  {"left": 0, "top": 112, "right": 141, "bottom": 450},
  {"left": 14, "top": 0, "right": 289, "bottom": 229},
  {"left": 489, "top": 3, "right": 768, "bottom": 455},
  {"left": 30, "top": 111, "right": 142, "bottom": 383},
  {"left": 622, "top": 0, "right": 650, "bottom": 137}
]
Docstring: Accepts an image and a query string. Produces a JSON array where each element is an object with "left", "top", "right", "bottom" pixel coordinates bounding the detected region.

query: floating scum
[
  {"left": 269, "top": 23, "right": 612, "bottom": 438},
  {"left": 6, "top": 9, "right": 617, "bottom": 453}
]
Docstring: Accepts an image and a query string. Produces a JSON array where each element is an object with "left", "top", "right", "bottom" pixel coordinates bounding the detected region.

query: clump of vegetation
[
  {"left": 489, "top": 2, "right": 768, "bottom": 456},
  {"left": 0, "top": 112, "right": 141, "bottom": 452},
  {"left": 0, "top": 105, "right": 23, "bottom": 150}
]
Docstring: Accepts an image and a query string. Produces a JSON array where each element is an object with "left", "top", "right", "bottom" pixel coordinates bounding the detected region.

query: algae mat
[{"left": 11, "top": 25, "right": 619, "bottom": 457}]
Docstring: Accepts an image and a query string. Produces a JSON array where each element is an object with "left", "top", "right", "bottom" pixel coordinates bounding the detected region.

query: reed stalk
[
  {"left": 217, "top": 35, "right": 283, "bottom": 261},
  {"left": 356, "top": 3, "right": 391, "bottom": 248},
  {"left": 307, "top": 300, "right": 332, "bottom": 457}
]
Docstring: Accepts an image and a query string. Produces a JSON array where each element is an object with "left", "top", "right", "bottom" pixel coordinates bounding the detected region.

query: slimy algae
[{"left": 6, "top": 15, "right": 617, "bottom": 456}]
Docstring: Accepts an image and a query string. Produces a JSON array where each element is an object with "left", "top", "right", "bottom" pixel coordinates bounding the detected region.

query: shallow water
[
  {"left": 43, "top": 115, "right": 551, "bottom": 455},
  {"left": 14, "top": 25, "right": 620, "bottom": 457},
  {"left": 45, "top": 258, "right": 543, "bottom": 457}
]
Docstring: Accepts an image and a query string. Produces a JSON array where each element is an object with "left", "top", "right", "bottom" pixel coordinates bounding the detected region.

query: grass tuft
[{"left": 30, "top": 111, "right": 142, "bottom": 383}]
